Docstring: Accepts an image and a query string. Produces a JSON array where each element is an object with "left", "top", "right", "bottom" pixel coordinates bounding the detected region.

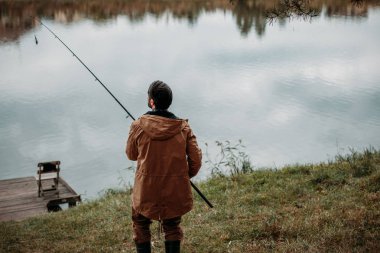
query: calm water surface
[{"left": 1, "top": 1, "right": 380, "bottom": 199}]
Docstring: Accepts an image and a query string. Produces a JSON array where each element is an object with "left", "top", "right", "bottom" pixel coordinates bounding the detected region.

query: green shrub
[
  {"left": 336, "top": 147, "right": 379, "bottom": 177},
  {"left": 205, "top": 140, "right": 254, "bottom": 176}
]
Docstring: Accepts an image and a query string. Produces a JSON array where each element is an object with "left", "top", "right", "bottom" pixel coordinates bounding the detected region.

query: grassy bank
[{"left": 1, "top": 148, "right": 379, "bottom": 252}]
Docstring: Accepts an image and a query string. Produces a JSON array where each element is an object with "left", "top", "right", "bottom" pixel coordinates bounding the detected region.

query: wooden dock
[{"left": 0, "top": 176, "right": 81, "bottom": 222}]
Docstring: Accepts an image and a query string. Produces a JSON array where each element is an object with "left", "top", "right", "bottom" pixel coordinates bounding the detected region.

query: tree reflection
[
  {"left": 0, "top": 0, "right": 378, "bottom": 42},
  {"left": 265, "top": 0, "right": 321, "bottom": 23},
  {"left": 232, "top": 0, "right": 267, "bottom": 37}
]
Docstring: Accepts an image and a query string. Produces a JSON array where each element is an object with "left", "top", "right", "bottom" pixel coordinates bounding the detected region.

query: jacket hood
[{"left": 139, "top": 115, "right": 186, "bottom": 140}]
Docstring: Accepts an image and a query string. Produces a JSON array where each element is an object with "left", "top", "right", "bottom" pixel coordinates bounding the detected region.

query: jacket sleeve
[
  {"left": 126, "top": 121, "right": 139, "bottom": 161},
  {"left": 185, "top": 125, "right": 202, "bottom": 178}
]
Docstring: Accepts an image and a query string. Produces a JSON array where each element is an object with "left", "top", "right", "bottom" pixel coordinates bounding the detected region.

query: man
[{"left": 126, "top": 80, "right": 202, "bottom": 253}]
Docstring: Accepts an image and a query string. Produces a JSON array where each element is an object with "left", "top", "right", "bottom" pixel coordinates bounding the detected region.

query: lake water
[{"left": 1, "top": 0, "right": 380, "bottom": 199}]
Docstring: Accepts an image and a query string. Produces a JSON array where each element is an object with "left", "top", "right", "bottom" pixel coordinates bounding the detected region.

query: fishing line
[
  {"left": 33, "top": 17, "right": 213, "bottom": 208},
  {"left": 34, "top": 18, "right": 135, "bottom": 120}
]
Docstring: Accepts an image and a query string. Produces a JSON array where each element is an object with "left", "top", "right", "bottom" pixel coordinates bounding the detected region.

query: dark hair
[{"left": 148, "top": 80, "right": 173, "bottom": 110}]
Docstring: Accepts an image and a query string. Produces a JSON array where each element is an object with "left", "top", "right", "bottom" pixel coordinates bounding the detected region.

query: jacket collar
[{"left": 144, "top": 110, "right": 178, "bottom": 119}]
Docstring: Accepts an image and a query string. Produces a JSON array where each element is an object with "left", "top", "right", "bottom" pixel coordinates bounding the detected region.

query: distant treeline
[{"left": 1, "top": 0, "right": 379, "bottom": 41}]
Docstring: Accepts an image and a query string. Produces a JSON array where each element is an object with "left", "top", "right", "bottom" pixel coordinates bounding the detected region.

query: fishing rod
[{"left": 34, "top": 17, "right": 213, "bottom": 209}]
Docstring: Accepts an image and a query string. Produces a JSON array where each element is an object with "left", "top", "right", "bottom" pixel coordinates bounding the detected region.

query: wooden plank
[
  {"left": 0, "top": 177, "right": 34, "bottom": 185},
  {"left": 0, "top": 189, "right": 38, "bottom": 201},
  {"left": 0, "top": 181, "right": 35, "bottom": 193},
  {"left": 0, "top": 207, "right": 48, "bottom": 222},
  {"left": 0, "top": 201, "right": 43, "bottom": 212},
  {"left": 0, "top": 186, "right": 37, "bottom": 198},
  {"left": 0, "top": 193, "right": 40, "bottom": 205},
  {"left": 35, "top": 173, "right": 58, "bottom": 181},
  {"left": 0, "top": 201, "right": 46, "bottom": 214},
  {"left": 0, "top": 195, "right": 39, "bottom": 206}
]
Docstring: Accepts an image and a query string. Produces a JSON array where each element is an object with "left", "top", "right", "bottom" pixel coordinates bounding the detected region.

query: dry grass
[{"left": 1, "top": 148, "right": 379, "bottom": 252}]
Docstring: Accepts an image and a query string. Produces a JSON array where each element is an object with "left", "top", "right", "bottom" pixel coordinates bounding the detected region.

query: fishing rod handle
[{"left": 190, "top": 181, "right": 214, "bottom": 208}]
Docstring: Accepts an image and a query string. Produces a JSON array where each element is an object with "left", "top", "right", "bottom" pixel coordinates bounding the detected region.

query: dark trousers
[{"left": 132, "top": 208, "right": 183, "bottom": 243}]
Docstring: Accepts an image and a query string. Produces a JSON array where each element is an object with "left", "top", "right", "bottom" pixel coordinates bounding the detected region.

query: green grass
[{"left": 1, "top": 148, "right": 379, "bottom": 252}]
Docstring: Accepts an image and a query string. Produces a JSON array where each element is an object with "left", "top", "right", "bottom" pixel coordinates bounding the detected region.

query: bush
[
  {"left": 335, "top": 147, "right": 379, "bottom": 177},
  {"left": 205, "top": 140, "right": 254, "bottom": 177}
]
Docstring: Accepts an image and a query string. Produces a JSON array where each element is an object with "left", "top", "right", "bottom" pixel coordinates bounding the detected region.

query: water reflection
[{"left": 1, "top": 0, "right": 379, "bottom": 42}]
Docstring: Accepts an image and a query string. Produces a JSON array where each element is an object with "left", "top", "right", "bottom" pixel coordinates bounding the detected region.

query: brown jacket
[{"left": 126, "top": 114, "right": 202, "bottom": 220}]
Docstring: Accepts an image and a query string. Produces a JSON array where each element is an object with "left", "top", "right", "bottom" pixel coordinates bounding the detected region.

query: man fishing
[{"left": 126, "top": 80, "right": 202, "bottom": 253}]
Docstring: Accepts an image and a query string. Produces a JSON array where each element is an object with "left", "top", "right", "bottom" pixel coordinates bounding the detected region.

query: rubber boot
[
  {"left": 135, "top": 242, "right": 151, "bottom": 253},
  {"left": 165, "top": 240, "right": 180, "bottom": 253}
]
